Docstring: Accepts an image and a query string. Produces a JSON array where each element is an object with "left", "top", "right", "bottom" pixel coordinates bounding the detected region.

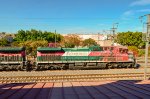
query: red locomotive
[
  {"left": 36, "top": 45, "right": 136, "bottom": 70},
  {"left": 0, "top": 45, "right": 136, "bottom": 71}
]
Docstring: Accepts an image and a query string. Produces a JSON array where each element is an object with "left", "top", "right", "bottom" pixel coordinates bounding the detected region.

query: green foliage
[
  {"left": 0, "top": 38, "right": 9, "bottom": 46},
  {"left": 12, "top": 29, "right": 63, "bottom": 57},
  {"left": 14, "top": 29, "right": 63, "bottom": 43},
  {"left": 116, "top": 31, "right": 145, "bottom": 48},
  {"left": 128, "top": 46, "right": 139, "bottom": 56},
  {"left": 11, "top": 41, "right": 20, "bottom": 47},
  {"left": 61, "top": 34, "right": 82, "bottom": 48},
  {"left": 82, "top": 38, "right": 98, "bottom": 47},
  {"left": 64, "top": 42, "right": 75, "bottom": 48},
  {"left": 138, "top": 49, "right": 145, "bottom": 57},
  {"left": 30, "top": 40, "right": 48, "bottom": 56},
  {"left": 12, "top": 40, "right": 48, "bottom": 56}
]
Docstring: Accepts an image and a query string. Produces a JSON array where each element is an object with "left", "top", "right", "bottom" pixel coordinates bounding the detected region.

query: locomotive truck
[{"left": 0, "top": 45, "right": 136, "bottom": 71}]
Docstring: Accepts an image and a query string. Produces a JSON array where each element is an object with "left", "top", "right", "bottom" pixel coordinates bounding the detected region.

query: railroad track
[
  {"left": 0, "top": 73, "right": 150, "bottom": 83},
  {"left": 0, "top": 68, "right": 150, "bottom": 83}
]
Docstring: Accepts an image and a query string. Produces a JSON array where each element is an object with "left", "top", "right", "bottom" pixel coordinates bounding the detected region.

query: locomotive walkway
[{"left": 0, "top": 80, "right": 150, "bottom": 99}]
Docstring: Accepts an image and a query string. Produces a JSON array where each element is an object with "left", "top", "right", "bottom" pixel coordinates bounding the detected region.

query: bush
[
  {"left": 128, "top": 46, "right": 139, "bottom": 57},
  {"left": 138, "top": 49, "right": 145, "bottom": 57}
]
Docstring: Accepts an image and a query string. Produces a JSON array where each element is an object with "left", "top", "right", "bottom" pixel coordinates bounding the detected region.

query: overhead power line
[{"left": 0, "top": 17, "right": 137, "bottom": 20}]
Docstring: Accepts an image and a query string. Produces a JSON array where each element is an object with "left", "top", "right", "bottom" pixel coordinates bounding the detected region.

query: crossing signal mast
[{"left": 140, "top": 14, "right": 150, "bottom": 80}]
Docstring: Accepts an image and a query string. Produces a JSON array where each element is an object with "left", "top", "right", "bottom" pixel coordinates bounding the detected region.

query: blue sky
[{"left": 0, "top": 0, "right": 150, "bottom": 34}]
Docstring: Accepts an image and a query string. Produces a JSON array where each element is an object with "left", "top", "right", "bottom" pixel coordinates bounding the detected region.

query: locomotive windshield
[{"left": 119, "top": 48, "right": 128, "bottom": 54}]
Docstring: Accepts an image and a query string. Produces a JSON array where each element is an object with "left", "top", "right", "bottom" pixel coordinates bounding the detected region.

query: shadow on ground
[{"left": 0, "top": 80, "right": 150, "bottom": 99}]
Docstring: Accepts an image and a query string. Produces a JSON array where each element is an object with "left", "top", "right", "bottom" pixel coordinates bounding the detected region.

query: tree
[
  {"left": 60, "top": 34, "right": 82, "bottom": 48},
  {"left": 12, "top": 29, "right": 64, "bottom": 57},
  {"left": 82, "top": 38, "right": 98, "bottom": 47},
  {"left": 115, "top": 31, "right": 145, "bottom": 48},
  {"left": 128, "top": 46, "right": 139, "bottom": 57},
  {"left": 0, "top": 38, "right": 9, "bottom": 46},
  {"left": 12, "top": 40, "right": 48, "bottom": 56},
  {"left": 14, "top": 29, "right": 63, "bottom": 43},
  {"left": 30, "top": 40, "right": 48, "bottom": 56},
  {"left": 11, "top": 41, "right": 20, "bottom": 47},
  {"left": 14, "top": 30, "right": 26, "bottom": 42}
]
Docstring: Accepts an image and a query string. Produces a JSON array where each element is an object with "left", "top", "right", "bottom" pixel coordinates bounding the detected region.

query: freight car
[
  {"left": 36, "top": 45, "right": 136, "bottom": 70},
  {"left": 0, "top": 47, "right": 26, "bottom": 70}
]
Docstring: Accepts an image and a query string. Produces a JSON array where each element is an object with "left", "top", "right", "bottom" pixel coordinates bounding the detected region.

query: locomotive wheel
[
  {"left": 17, "top": 66, "right": 20, "bottom": 71},
  {"left": 62, "top": 65, "right": 69, "bottom": 70},
  {"left": 3, "top": 67, "right": 9, "bottom": 71},
  {"left": 31, "top": 64, "right": 38, "bottom": 70},
  {"left": 106, "top": 63, "right": 112, "bottom": 69},
  {"left": 17, "top": 66, "right": 22, "bottom": 71}
]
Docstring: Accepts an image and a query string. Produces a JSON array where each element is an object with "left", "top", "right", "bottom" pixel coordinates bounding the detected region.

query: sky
[{"left": 0, "top": 0, "right": 150, "bottom": 34}]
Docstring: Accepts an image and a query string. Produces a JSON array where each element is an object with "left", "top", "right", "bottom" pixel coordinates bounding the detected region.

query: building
[
  {"left": 0, "top": 32, "right": 14, "bottom": 42},
  {"left": 62, "top": 33, "right": 114, "bottom": 46}
]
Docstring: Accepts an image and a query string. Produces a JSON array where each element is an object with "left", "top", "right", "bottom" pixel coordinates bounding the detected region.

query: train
[
  {"left": 0, "top": 45, "right": 136, "bottom": 71},
  {"left": 0, "top": 47, "right": 26, "bottom": 70}
]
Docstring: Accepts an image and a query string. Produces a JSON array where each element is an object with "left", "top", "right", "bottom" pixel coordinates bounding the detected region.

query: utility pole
[
  {"left": 145, "top": 14, "right": 150, "bottom": 80},
  {"left": 142, "top": 23, "right": 146, "bottom": 41},
  {"left": 111, "top": 23, "right": 119, "bottom": 46},
  {"left": 98, "top": 32, "right": 100, "bottom": 43},
  {"left": 140, "top": 14, "right": 150, "bottom": 80}
]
